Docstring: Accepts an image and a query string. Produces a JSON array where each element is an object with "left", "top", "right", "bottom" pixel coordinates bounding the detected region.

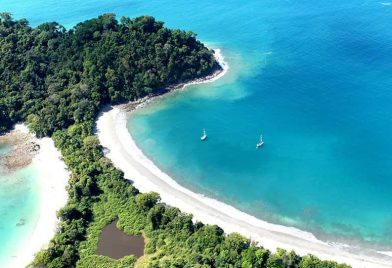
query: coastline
[
  {"left": 95, "top": 50, "right": 392, "bottom": 268},
  {"left": 4, "top": 125, "right": 69, "bottom": 268},
  {"left": 121, "top": 48, "right": 228, "bottom": 113},
  {"left": 0, "top": 125, "right": 39, "bottom": 172}
]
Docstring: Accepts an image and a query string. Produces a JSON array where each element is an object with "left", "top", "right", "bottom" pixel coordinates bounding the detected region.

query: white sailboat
[
  {"left": 256, "top": 134, "right": 264, "bottom": 148},
  {"left": 201, "top": 129, "right": 207, "bottom": 141}
]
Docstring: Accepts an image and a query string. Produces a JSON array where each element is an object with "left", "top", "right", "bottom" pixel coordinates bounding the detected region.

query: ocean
[
  {"left": 0, "top": 143, "right": 39, "bottom": 266},
  {"left": 128, "top": 0, "right": 392, "bottom": 250},
  {"left": 1, "top": 0, "right": 392, "bottom": 263}
]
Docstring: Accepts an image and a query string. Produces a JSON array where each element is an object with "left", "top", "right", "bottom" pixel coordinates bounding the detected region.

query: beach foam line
[
  {"left": 6, "top": 126, "right": 69, "bottom": 268},
  {"left": 95, "top": 50, "right": 392, "bottom": 268},
  {"left": 379, "top": 252, "right": 392, "bottom": 258},
  {"left": 131, "top": 48, "right": 229, "bottom": 112}
]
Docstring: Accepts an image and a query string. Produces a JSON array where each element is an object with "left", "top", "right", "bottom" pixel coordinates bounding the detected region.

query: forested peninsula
[{"left": 0, "top": 13, "right": 349, "bottom": 267}]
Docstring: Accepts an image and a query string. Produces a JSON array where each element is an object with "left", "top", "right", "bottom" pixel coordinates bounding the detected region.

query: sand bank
[
  {"left": 4, "top": 125, "right": 69, "bottom": 268},
  {"left": 95, "top": 50, "right": 392, "bottom": 268}
]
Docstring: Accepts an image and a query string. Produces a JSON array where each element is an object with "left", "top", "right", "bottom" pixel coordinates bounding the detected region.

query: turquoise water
[
  {"left": 0, "top": 144, "right": 39, "bottom": 266},
  {"left": 2, "top": 0, "right": 392, "bottom": 255},
  {"left": 128, "top": 1, "right": 392, "bottom": 250},
  {"left": 0, "top": 144, "right": 10, "bottom": 156}
]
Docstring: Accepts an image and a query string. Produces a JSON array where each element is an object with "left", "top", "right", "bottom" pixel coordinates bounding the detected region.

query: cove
[{"left": 2, "top": 0, "right": 392, "bottom": 256}]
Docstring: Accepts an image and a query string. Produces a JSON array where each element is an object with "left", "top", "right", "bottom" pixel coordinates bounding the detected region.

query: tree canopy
[
  {"left": 0, "top": 13, "right": 218, "bottom": 136},
  {"left": 0, "top": 13, "right": 350, "bottom": 268}
]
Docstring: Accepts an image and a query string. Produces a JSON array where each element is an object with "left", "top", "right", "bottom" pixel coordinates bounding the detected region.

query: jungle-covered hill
[{"left": 0, "top": 13, "right": 349, "bottom": 268}]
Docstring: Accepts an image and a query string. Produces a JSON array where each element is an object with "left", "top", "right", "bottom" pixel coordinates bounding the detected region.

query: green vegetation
[
  {"left": 0, "top": 13, "right": 350, "bottom": 268},
  {"left": 0, "top": 12, "right": 218, "bottom": 136},
  {"left": 31, "top": 124, "right": 350, "bottom": 268}
]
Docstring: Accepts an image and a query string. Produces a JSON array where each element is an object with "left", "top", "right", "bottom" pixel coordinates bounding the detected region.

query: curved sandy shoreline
[
  {"left": 5, "top": 125, "right": 69, "bottom": 268},
  {"left": 96, "top": 50, "right": 392, "bottom": 268}
]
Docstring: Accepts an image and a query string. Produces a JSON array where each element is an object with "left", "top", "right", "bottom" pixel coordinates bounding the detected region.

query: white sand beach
[
  {"left": 95, "top": 51, "right": 392, "bottom": 268},
  {"left": 6, "top": 125, "right": 69, "bottom": 268}
]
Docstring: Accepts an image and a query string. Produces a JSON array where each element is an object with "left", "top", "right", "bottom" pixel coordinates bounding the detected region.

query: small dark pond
[{"left": 96, "top": 221, "right": 144, "bottom": 259}]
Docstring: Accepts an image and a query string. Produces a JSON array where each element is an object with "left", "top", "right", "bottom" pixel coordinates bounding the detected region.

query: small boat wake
[
  {"left": 201, "top": 129, "right": 208, "bottom": 141},
  {"left": 256, "top": 134, "right": 264, "bottom": 148}
]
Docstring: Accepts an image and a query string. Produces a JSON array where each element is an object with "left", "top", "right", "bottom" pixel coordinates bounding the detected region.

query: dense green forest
[
  {"left": 0, "top": 13, "right": 349, "bottom": 267},
  {"left": 0, "top": 12, "right": 218, "bottom": 135}
]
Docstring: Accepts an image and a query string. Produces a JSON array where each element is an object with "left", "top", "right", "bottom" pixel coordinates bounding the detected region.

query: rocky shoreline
[
  {"left": 122, "top": 49, "right": 226, "bottom": 113},
  {"left": 0, "top": 125, "right": 39, "bottom": 172}
]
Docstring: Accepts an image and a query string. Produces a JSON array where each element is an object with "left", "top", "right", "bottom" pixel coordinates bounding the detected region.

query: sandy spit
[
  {"left": 4, "top": 125, "right": 69, "bottom": 268},
  {"left": 95, "top": 50, "right": 392, "bottom": 268}
]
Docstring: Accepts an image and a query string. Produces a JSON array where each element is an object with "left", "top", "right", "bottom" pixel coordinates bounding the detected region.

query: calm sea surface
[
  {"left": 0, "top": 143, "right": 39, "bottom": 266},
  {"left": 1, "top": 0, "right": 392, "bottom": 263}
]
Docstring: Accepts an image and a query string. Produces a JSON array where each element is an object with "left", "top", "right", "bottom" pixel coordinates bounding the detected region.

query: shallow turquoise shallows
[
  {"left": 1, "top": 0, "right": 392, "bottom": 262},
  {"left": 0, "top": 149, "right": 39, "bottom": 266}
]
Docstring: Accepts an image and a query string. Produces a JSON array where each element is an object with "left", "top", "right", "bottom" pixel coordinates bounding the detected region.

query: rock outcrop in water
[{"left": 0, "top": 127, "right": 39, "bottom": 172}]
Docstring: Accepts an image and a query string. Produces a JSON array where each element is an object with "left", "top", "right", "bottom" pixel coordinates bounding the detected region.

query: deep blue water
[{"left": 1, "top": 0, "right": 392, "bottom": 259}]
